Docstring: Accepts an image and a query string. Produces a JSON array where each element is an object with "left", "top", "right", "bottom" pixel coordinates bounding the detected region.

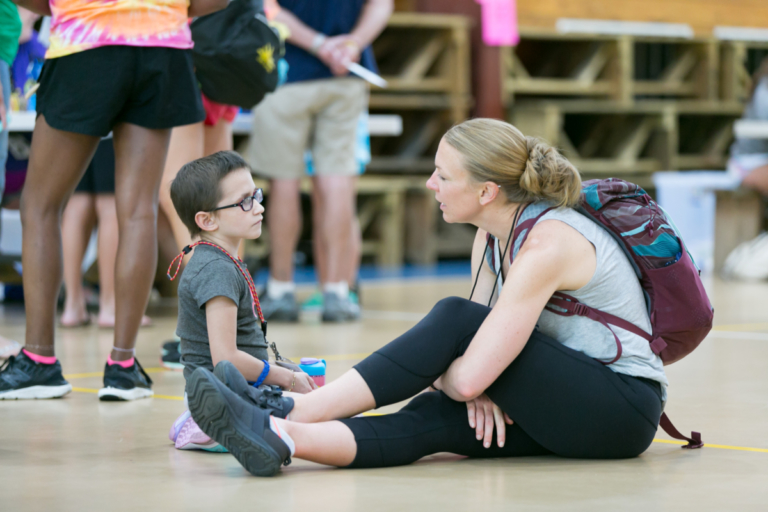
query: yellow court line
[
  {"left": 72, "top": 387, "right": 98, "bottom": 394},
  {"left": 712, "top": 322, "right": 768, "bottom": 332},
  {"left": 65, "top": 367, "right": 171, "bottom": 380},
  {"left": 653, "top": 438, "right": 768, "bottom": 453}
]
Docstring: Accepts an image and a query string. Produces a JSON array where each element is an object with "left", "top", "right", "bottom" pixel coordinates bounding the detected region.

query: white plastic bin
[{"left": 652, "top": 171, "right": 740, "bottom": 273}]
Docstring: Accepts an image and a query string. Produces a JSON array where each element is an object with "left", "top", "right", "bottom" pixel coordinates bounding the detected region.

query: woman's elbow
[{"left": 453, "top": 380, "right": 482, "bottom": 402}]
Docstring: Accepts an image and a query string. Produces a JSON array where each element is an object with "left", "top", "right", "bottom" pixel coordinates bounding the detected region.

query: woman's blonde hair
[{"left": 443, "top": 118, "right": 582, "bottom": 208}]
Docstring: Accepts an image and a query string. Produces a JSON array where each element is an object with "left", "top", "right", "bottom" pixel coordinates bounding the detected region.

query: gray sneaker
[
  {"left": 259, "top": 292, "right": 300, "bottom": 322},
  {"left": 213, "top": 360, "right": 294, "bottom": 418},
  {"left": 187, "top": 368, "right": 292, "bottom": 477},
  {"left": 321, "top": 291, "right": 361, "bottom": 322}
]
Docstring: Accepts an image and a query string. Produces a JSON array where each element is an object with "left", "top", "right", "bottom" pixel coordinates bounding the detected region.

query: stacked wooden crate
[
  {"left": 502, "top": 29, "right": 750, "bottom": 188},
  {"left": 363, "top": 12, "right": 474, "bottom": 264}
]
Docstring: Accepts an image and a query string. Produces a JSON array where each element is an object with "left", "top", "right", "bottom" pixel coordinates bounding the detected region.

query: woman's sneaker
[
  {"left": 187, "top": 368, "right": 292, "bottom": 477},
  {"left": 213, "top": 360, "right": 294, "bottom": 418},
  {"left": 98, "top": 357, "right": 154, "bottom": 401},
  {"left": 0, "top": 351, "right": 72, "bottom": 400}
]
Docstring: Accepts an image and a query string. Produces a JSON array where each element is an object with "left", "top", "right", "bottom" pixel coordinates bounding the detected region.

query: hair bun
[{"left": 520, "top": 137, "right": 581, "bottom": 207}]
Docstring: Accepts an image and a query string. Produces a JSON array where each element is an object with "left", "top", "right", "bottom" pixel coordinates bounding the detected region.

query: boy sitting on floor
[{"left": 167, "top": 151, "right": 316, "bottom": 451}]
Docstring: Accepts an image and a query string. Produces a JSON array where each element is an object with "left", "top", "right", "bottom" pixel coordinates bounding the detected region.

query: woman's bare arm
[{"left": 440, "top": 220, "right": 597, "bottom": 401}]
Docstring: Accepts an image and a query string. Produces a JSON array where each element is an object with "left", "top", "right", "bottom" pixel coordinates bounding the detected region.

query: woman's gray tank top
[{"left": 486, "top": 204, "right": 668, "bottom": 396}]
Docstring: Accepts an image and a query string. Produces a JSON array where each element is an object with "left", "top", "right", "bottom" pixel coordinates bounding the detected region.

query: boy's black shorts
[
  {"left": 37, "top": 46, "right": 205, "bottom": 137},
  {"left": 75, "top": 138, "right": 115, "bottom": 194}
]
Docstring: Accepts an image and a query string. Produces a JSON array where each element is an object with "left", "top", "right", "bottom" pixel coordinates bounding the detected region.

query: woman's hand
[
  {"left": 289, "top": 371, "right": 319, "bottom": 394},
  {"left": 466, "top": 394, "right": 513, "bottom": 448}
]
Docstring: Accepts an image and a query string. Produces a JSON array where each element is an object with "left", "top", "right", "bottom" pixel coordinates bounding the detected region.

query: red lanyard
[{"left": 167, "top": 241, "right": 267, "bottom": 337}]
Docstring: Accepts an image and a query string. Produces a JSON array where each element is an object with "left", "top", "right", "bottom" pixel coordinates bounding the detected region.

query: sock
[
  {"left": 269, "top": 417, "right": 296, "bottom": 455},
  {"left": 323, "top": 281, "right": 349, "bottom": 299},
  {"left": 107, "top": 355, "right": 135, "bottom": 368},
  {"left": 267, "top": 277, "right": 296, "bottom": 299},
  {"left": 22, "top": 349, "right": 57, "bottom": 365}
]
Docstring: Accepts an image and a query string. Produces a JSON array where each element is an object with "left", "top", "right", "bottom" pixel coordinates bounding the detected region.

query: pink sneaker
[
  {"left": 174, "top": 414, "right": 228, "bottom": 452},
  {"left": 169, "top": 410, "right": 192, "bottom": 443}
]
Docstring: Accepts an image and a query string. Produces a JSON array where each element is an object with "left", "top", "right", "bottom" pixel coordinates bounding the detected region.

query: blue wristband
[{"left": 253, "top": 360, "right": 270, "bottom": 388}]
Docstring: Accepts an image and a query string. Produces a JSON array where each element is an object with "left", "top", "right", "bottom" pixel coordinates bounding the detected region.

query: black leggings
[{"left": 338, "top": 297, "right": 663, "bottom": 468}]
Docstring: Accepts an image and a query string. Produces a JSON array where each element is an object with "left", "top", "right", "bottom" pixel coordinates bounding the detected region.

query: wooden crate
[
  {"left": 249, "top": 175, "right": 428, "bottom": 267},
  {"left": 502, "top": 30, "right": 720, "bottom": 105},
  {"left": 509, "top": 100, "right": 743, "bottom": 187},
  {"left": 720, "top": 40, "right": 768, "bottom": 103},
  {"left": 369, "top": 13, "right": 473, "bottom": 174}
]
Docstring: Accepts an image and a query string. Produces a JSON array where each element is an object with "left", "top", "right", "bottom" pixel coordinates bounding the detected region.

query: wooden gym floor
[{"left": 1, "top": 274, "right": 767, "bottom": 511}]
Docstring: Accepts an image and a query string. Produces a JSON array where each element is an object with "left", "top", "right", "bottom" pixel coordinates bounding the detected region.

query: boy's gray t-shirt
[{"left": 177, "top": 244, "right": 268, "bottom": 384}]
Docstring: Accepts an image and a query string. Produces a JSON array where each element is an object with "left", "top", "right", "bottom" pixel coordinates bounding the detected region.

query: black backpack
[{"left": 191, "top": 0, "right": 284, "bottom": 109}]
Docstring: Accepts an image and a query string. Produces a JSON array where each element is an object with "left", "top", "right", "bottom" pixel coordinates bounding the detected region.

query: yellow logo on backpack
[{"left": 256, "top": 44, "right": 276, "bottom": 73}]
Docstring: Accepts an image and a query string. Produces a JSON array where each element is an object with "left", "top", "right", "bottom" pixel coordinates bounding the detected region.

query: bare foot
[
  {"left": 0, "top": 335, "right": 21, "bottom": 359},
  {"left": 59, "top": 310, "right": 92, "bottom": 328},
  {"left": 97, "top": 314, "right": 152, "bottom": 329}
]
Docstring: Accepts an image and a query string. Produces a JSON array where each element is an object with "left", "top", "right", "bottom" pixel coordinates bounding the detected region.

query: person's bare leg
[
  {"left": 267, "top": 179, "right": 302, "bottom": 281},
  {"left": 203, "top": 118, "right": 233, "bottom": 155},
  {"left": 110, "top": 123, "right": 171, "bottom": 360},
  {"left": 60, "top": 193, "right": 96, "bottom": 326},
  {"left": 312, "top": 175, "right": 356, "bottom": 283},
  {"left": 742, "top": 165, "right": 768, "bottom": 197},
  {"left": 349, "top": 217, "right": 362, "bottom": 287},
  {"left": 311, "top": 184, "right": 327, "bottom": 286},
  {"left": 159, "top": 123, "right": 204, "bottom": 255},
  {"left": 93, "top": 194, "right": 152, "bottom": 328},
  {"left": 275, "top": 417, "right": 357, "bottom": 467},
  {"left": 287, "top": 368, "right": 375, "bottom": 423},
  {"left": 21, "top": 116, "right": 100, "bottom": 356}
]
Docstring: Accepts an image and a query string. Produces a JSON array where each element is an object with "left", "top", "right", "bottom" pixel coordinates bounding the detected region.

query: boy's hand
[{"left": 291, "top": 372, "right": 319, "bottom": 394}]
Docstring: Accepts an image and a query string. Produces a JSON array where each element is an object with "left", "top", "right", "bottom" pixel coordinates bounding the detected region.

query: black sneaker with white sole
[
  {"left": 98, "top": 357, "right": 154, "bottom": 401},
  {"left": 0, "top": 351, "right": 72, "bottom": 400},
  {"left": 188, "top": 368, "right": 291, "bottom": 477},
  {"left": 213, "top": 360, "right": 294, "bottom": 418}
]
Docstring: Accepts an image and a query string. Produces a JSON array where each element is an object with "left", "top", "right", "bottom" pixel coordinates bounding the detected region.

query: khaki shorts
[{"left": 247, "top": 77, "right": 368, "bottom": 179}]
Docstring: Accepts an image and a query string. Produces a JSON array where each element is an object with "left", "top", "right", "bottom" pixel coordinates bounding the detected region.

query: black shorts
[
  {"left": 37, "top": 46, "right": 205, "bottom": 137},
  {"left": 75, "top": 138, "right": 115, "bottom": 194}
]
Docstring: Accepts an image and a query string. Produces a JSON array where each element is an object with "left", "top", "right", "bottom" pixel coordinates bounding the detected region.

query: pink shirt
[{"left": 46, "top": 0, "right": 193, "bottom": 59}]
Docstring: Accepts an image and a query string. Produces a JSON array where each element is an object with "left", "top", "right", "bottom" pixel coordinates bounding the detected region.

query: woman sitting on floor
[{"left": 185, "top": 118, "right": 668, "bottom": 476}]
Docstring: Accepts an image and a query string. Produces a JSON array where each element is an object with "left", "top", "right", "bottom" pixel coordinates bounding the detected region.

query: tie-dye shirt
[{"left": 46, "top": 0, "right": 193, "bottom": 59}]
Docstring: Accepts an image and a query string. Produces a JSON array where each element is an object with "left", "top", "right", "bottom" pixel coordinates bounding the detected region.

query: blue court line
[{"left": 254, "top": 260, "right": 472, "bottom": 286}]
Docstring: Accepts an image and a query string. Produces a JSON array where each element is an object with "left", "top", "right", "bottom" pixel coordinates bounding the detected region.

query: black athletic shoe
[
  {"left": 0, "top": 351, "right": 72, "bottom": 400},
  {"left": 160, "top": 339, "right": 183, "bottom": 371},
  {"left": 98, "top": 357, "right": 154, "bottom": 401},
  {"left": 213, "top": 360, "right": 294, "bottom": 418},
  {"left": 188, "top": 368, "right": 291, "bottom": 477}
]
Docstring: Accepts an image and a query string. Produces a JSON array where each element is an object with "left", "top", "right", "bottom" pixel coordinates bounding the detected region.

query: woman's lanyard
[{"left": 167, "top": 241, "right": 268, "bottom": 338}]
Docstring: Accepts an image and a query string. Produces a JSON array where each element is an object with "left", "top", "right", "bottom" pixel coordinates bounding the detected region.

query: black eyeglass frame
[{"left": 209, "top": 188, "right": 264, "bottom": 212}]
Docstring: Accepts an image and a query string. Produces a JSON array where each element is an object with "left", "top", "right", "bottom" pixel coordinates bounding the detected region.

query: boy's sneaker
[
  {"left": 187, "top": 368, "right": 292, "bottom": 477},
  {"left": 213, "top": 360, "right": 294, "bottom": 418},
  {"left": 160, "top": 339, "right": 184, "bottom": 371},
  {"left": 321, "top": 291, "right": 361, "bottom": 322},
  {"left": 0, "top": 351, "right": 72, "bottom": 400},
  {"left": 98, "top": 357, "right": 154, "bottom": 401},
  {"left": 259, "top": 292, "right": 300, "bottom": 322}
]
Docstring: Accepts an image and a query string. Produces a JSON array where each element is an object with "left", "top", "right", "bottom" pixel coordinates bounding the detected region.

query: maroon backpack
[{"left": 499, "top": 178, "right": 713, "bottom": 448}]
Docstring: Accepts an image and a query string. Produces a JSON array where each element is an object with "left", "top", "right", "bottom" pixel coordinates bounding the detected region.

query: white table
[{"left": 8, "top": 111, "right": 403, "bottom": 136}]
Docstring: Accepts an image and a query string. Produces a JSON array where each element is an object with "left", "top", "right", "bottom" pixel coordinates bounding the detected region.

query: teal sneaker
[{"left": 301, "top": 291, "right": 324, "bottom": 313}]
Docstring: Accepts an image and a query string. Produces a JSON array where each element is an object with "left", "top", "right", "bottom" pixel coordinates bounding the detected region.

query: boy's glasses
[{"left": 209, "top": 189, "right": 264, "bottom": 212}]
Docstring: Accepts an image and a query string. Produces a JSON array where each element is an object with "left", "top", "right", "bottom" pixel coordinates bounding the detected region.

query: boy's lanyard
[{"left": 167, "top": 241, "right": 268, "bottom": 337}]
